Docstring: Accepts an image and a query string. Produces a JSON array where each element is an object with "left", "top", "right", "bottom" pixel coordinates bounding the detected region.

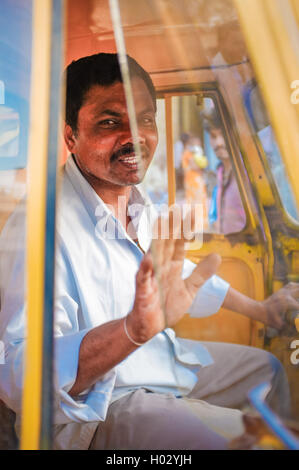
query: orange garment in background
[{"left": 182, "top": 150, "right": 208, "bottom": 229}]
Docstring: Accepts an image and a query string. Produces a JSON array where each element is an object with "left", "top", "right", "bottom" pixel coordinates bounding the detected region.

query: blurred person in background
[
  {"left": 182, "top": 135, "right": 209, "bottom": 229},
  {"left": 203, "top": 110, "right": 246, "bottom": 234},
  {"left": 174, "top": 132, "right": 190, "bottom": 199}
]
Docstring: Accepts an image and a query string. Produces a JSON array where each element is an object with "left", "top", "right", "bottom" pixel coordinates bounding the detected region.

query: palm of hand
[{"left": 130, "top": 213, "right": 221, "bottom": 341}]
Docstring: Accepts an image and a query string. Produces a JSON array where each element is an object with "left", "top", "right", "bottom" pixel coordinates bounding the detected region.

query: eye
[
  {"left": 98, "top": 119, "right": 119, "bottom": 128},
  {"left": 140, "top": 115, "right": 155, "bottom": 126}
]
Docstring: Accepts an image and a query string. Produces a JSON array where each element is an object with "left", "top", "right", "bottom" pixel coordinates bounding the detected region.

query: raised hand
[{"left": 126, "top": 209, "right": 221, "bottom": 344}]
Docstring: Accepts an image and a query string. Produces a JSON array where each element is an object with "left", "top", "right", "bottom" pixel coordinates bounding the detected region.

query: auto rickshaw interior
[
  {"left": 0, "top": 0, "right": 298, "bottom": 449},
  {"left": 67, "top": 0, "right": 299, "bottom": 416}
]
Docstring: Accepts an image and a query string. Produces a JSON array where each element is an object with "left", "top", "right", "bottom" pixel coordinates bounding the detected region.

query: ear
[{"left": 64, "top": 123, "right": 77, "bottom": 153}]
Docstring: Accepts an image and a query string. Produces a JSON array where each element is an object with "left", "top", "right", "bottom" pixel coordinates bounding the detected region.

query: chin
[
  {"left": 127, "top": 176, "right": 144, "bottom": 186},
  {"left": 116, "top": 175, "right": 143, "bottom": 186},
  {"left": 128, "top": 170, "right": 147, "bottom": 185},
  {"left": 217, "top": 155, "right": 230, "bottom": 161}
]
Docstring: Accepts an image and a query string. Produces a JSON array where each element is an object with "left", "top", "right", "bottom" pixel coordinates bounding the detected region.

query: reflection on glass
[
  {"left": 0, "top": 106, "right": 20, "bottom": 157},
  {"left": 0, "top": 0, "right": 32, "bottom": 449},
  {"left": 246, "top": 83, "right": 299, "bottom": 222},
  {"left": 109, "top": 0, "right": 298, "bottom": 443},
  {"left": 173, "top": 95, "right": 246, "bottom": 234},
  {"left": 142, "top": 99, "right": 168, "bottom": 211},
  {"left": 0, "top": 167, "right": 27, "bottom": 451},
  {"left": 0, "top": 81, "right": 4, "bottom": 104}
]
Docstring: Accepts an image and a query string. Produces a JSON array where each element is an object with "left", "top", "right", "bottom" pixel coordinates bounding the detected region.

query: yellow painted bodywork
[
  {"left": 20, "top": 0, "right": 52, "bottom": 451},
  {"left": 165, "top": 96, "right": 176, "bottom": 207},
  {"left": 175, "top": 237, "right": 265, "bottom": 349},
  {"left": 13, "top": 0, "right": 299, "bottom": 448},
  {"left": 234, "top": 0, "right": 299, "bottom": 209}
]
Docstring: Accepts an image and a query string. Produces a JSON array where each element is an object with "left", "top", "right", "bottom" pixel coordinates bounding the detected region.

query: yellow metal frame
[
  {"left": 234, "top": 0, "right": 299, "bottom": 209},
  {"left": 20, "top": 0, "right": 52, "bottom": 450},
  {"left": 164, "top": 96, "right": 176, "bottom": 206},
  {"left": 160, "top": 88, "right": 267, "bottom": 347},
  {"left": 185, "top": 238, "right": 266, "bottom": 348},
  {"left": 17, "top": 0, "right": 299, "bottom": 448}
]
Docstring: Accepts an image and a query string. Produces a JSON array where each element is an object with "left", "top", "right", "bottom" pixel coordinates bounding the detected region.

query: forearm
[
  {"left": 69, "top": 253, "right": 165, "bottom": 397},
  {"left": 69, "top": 316, "right": 138, "bottom": 397},
  {"left": 223, "top": 286, "right": 267, "bottom": 322}
]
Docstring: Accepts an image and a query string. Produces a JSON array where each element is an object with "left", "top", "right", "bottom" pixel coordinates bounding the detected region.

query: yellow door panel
[{"left": 174, "top": 239, "right": 265, "bottom": 347}]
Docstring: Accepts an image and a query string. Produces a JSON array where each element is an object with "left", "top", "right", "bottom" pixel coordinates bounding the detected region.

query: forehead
[
  {"left": 189, "top": 136, "right": 201, "bottom": 144},
  {"left": 210, "top": 128, "right": 223, "bottom": 137},
  {"left": 81, "top": 77, "right": 155, "bottom": 115}
]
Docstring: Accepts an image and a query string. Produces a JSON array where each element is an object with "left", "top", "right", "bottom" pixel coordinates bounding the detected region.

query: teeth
[{"left": 120, "top": 157, "right": 138, "bottom": 163}]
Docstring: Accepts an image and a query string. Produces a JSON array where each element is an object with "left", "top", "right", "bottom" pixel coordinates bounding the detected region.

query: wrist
[
  {"left": 123, "top": 315, "right": 145, "bottom": 347},
  {"left": 255, "top": 300, "right": 268, "bottom": 323},
  {"left": 125, "top": 312, "right": 151, "bottom": 345}
]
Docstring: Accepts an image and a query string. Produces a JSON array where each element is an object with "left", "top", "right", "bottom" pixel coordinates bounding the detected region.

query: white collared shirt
[{"left": 0, "top": 155, "right": 229, "bottom": 449}]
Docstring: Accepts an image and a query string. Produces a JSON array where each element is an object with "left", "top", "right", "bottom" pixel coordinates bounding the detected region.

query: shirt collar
[{"left": 64, "top": 155, "right": 155, "bottom": 252}]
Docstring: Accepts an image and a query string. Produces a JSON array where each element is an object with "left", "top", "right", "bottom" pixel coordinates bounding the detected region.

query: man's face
[
  {"left": 209, "top": 128, "right": 230, "bottom": 162},
  {"left": 65, "top": 76, "right": 158, "bottom": 187}
]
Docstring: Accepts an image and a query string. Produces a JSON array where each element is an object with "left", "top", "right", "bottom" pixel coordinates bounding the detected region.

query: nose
[
  {"left": 118, "top": 121, "right": 146, "bottom": 147},
  {"left": 214, "top": 134, "right": 225, "bottom": 148}
]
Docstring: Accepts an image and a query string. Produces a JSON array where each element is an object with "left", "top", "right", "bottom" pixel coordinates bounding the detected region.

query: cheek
[
  {"left": 210, "top": 139, "right": 216, "bottom": 149},
  {"left": 147, "top": 130, "right": 158, "bottom": 151},
  {"left": 77, "top": 132, "right": 117, "bottom": 157}
]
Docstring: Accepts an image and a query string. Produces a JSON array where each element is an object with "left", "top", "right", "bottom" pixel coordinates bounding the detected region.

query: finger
[
  {"left": 172, "top": 207, "right": 196, "bottom": 262},
  {"left": 271, "top": 314, "right": 285, "bottom": 330},
  {"left": 285, "top": 296, "right": 299, "bottom": 312},
  {"left": 181, "top": 205, "right": 197, "bottom": 242},
  {"left": 136, "top": 251, "right": 153, "bottom": 285},
  {"left": 151, "top": 210, "right": 184, "bottom": 277},
  {"left": 162, "top": 208, "right": 176, "bottom": 266},
  {"left": 184, "top": 253, "right": 222, "bottom": 297},
  {"left": 151, "top": 216, "right": 165, "bottom": 274},
  {"left": 285, "top": 282, "right": 299, "bottom": 298},
  {"left": 163, "top": 206, "right": 183, "bottom": 266}
]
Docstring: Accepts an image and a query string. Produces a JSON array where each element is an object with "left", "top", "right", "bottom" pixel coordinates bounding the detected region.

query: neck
[
  {"left": 221, "top": 159, "right": 231, "bottom": 173},
  {"left": 72, "top": 154, "right": 132, "bottom": 221},
  {"left": 92, "top": 181, "right": 132, "bottom": 212},
  {"left": 93, "top": 183, "right": 133, "bottom": 232}
]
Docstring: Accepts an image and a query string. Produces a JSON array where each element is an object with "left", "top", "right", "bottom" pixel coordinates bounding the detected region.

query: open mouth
[{"left": 117, "top": 154, "right": 141, "bottom": 169}]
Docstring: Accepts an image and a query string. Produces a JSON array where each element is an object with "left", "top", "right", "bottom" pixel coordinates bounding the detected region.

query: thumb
[
  {"left": 184, "top": 253, "right": 221, "bottom": 297},
  {"left": 136, "top": 251, "right": 154, "bottom": 286},
  {"left": 285, "top": 297, "right": 299, "bottom": 312}
]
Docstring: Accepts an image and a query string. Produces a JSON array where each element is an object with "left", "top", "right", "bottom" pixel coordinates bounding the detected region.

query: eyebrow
[
  {"left": 93, "top": 106, "right": 156, "bottom": 119},
  {"left": 139, "top": 107, "right": 156, "bottom": 115},
  {"left": 95, "top": 109, "right": 122, "bottom": 118}
]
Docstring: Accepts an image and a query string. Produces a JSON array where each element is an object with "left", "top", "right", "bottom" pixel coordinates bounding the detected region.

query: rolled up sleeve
[
  {"left": 54, "top": 329, "right": 116, "bottom": 425},
  {"left": 182, "top": 258, "right": 230, "bottom": 317}
]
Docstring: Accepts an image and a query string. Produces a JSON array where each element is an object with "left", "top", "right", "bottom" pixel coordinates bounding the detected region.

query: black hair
[
  {"left": 65, "top": 53, "right": 156, "bottom": 132},
  {"left": 201, "top": 108, "right": 222, "bottom": 132},
  {"left": 180, "top": 132, "right": 190, "bottom": 145}
]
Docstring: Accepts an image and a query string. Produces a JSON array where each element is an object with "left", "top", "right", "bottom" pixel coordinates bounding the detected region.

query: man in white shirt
[{"left": 0, "top": 53, "right": 298, "bottom": 450}]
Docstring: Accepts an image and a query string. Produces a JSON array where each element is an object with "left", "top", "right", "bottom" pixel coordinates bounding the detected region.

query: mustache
[
  {"left": 111, "top": 143, "right": 148, "bottom": 161},
  {"left": 111, "top": 143, "right": 135, "bottom": 161},
  {"left": 214, "top": 146, "right": 227, "bottom": 152}
]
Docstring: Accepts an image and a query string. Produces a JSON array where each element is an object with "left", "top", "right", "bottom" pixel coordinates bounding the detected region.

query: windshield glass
[
  {"left": 244, "top": 81, "right": 299, "bottom": 222},
  {"left": 0, "top": 0, "right": 32, "bottom": 450}
]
